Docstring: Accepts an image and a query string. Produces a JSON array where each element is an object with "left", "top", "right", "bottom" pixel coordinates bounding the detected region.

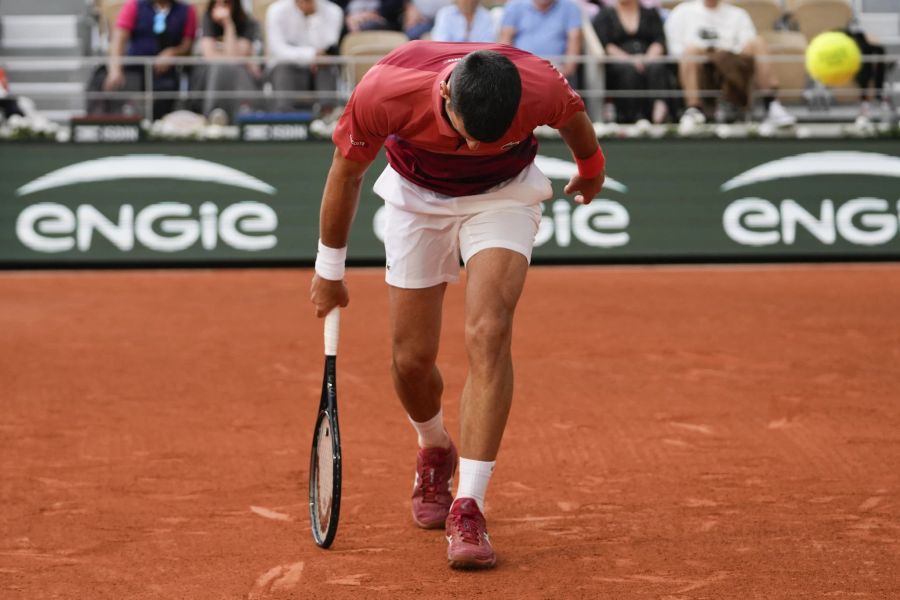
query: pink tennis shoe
[
  {"left": 411, "top": 442, "right": 458, "bottom": 529},
  {"left": 445, "top": 497, "right": 496, "bottom": 569}
]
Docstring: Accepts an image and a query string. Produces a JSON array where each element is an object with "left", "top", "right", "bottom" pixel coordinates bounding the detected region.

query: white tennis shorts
[{"left": 373, "top": 162, "right": 553, "bottom": 289}]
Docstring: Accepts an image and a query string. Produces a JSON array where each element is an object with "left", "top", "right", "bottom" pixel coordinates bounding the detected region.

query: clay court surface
[{"left": 2, "top": 264, "right": 898, "bottom": 599}]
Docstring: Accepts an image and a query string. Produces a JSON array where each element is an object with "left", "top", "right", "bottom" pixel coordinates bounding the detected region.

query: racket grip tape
[{"left": 324, "top": 308, "right": 340, "bottom": 356}]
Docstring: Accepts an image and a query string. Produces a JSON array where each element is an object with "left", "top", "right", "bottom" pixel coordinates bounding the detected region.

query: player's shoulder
[{"left": 379, "top": 40, "right": 500, "bottom": 67}]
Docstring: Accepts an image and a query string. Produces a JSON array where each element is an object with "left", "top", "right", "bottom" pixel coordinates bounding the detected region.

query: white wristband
[{"left": 315, "top": 239, "right": 347, "bottom": 281}]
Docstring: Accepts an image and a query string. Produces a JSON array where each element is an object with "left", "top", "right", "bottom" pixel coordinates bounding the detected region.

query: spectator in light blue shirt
[
  {"left": 431, "top": 0, "right": 498, "bottom": 42},
  {"left": 499, "top": 0, "right": 582, "bottom": 81}
]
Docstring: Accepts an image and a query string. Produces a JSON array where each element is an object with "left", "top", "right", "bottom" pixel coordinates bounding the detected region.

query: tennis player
[{"left": 309, "top": 41, "right": 604, "bottom": 569}]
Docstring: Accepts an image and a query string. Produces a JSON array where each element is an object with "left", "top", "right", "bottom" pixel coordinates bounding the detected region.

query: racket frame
[{"left": 309, "top": 309, "right": 342, "bottom": 548}]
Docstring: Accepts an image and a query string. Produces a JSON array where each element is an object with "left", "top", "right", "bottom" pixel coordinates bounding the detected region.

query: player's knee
[
  {"left": 464, "top": 314, "right": 512, "bottom": 360},
  {"left": 391, "top": 348, "right": 436, "bottom": 381}
]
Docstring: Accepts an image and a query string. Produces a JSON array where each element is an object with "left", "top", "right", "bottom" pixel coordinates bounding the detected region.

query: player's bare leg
[
  {"left": 389, "top": 283, "right": 457, "bottom": 529},
  {"left": 459, "top": 248, "right": 528, "bottom": 461},
  {"left": 389, "top": 283, "right": 448, "bottom": 426},
  {"left": 446, "top": 247, "right": 528, "bottom": 569}
]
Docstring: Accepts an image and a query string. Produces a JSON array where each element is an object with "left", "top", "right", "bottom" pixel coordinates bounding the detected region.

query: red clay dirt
[{"left": 1, "top": 265, "right": 898, "bottom": 599}]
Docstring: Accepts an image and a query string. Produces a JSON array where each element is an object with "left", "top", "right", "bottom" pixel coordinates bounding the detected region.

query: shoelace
[
  {"left": 417, "top": 465, "right": 441, "bottom": 503},
  {"left": 449, "top": 512, "right": 482, "bottom": 544}
]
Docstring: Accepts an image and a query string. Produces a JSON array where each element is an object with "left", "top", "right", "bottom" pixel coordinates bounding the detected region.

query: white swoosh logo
[
  {"left": 16, "top": 154, "right": 277, "bottom": 197},
  {"left": 721, "top": 151, "right": 900, "bottom": 192},
  {"left": 534, "top": 154, "right": 627, "bottom": 193}
]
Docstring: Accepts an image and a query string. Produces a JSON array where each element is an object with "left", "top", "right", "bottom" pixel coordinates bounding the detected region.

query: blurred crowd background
[{"left": 0, "top": 0, "right": 898, "bottom": 132}]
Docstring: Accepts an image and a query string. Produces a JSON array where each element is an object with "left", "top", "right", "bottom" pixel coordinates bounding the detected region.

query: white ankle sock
[
  {"left": 408, "top": 409, "right": 450, "bottom": 449},
  {"left": 456, "top": 458, "right": 495, "bottom": 512}
]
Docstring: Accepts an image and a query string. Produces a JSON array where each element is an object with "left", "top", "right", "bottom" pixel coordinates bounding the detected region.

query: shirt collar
[{"left": 432, "top": 61, "right": 459, "bottom": 138}]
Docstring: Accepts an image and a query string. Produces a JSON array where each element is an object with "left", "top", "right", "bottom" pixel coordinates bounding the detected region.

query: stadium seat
[
  {"left": 339, "top": 31, "right": 409, "bottom": 88},
  {"left": 729, "top": 0, "right": 782, "bottom": 32},
  {"left": 786, "top": 0, "right": 852, "bottom": 41},
  {"left": 252, "top": 0, "right": 278, "bottom": 39},
  {"left": 760, "top": 30, "right": 808, "bottom": 104}
]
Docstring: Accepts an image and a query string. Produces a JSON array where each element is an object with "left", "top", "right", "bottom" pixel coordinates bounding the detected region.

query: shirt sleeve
[
  {"left": 644, "top": 8, "right": 665, "bottom": 48},
  {"left": 592, "top": 9, "right": 613, "bottom": 47},
  {"left": 500, "top": 0, "right": 522, "bottom": 29},
  {"left": 183, "top": 5, "right": 198, "bottom": 39},
  {"left": 331, "top": 71, "right": 391, "bottom": 163},
  {"left": 565, "top": 0, "right": 582, "bottom": 32},
  {"left": 265, "top": 2, "right": 316, "bottom": 63},
  {"left": 430, "top": 7, "right": 451, "bottom": 41},
  {"left": 115, "top": 0, "right": 138, "bottom": 31},
  {"left": 536, "top": 59, "right": 585, "bottom": 128},
  {"left": 663, "top": 5, "right": 684, "bottom": 56},
  {"left": 733, "top": 9, "right": 756, "bottom": 52},
  {"left": 322, "top": 3, "right": 344, "bottom": 50}
]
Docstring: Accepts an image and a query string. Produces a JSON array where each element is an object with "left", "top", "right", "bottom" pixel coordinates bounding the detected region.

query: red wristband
[{"left": 575, "top": 147, "right": 605, "bottom": 178}]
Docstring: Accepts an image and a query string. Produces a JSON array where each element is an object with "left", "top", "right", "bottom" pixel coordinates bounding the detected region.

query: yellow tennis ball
[{"left": 805, "top": 31, "right": 862, "bottom": 86}]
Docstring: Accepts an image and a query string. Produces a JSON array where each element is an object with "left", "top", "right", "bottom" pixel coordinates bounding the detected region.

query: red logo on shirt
[
  {"left": 501, "top": 140, "right": 521, "bottom": 150},
  {"left": 349, "top": 134, "right": 366, "bottom": 147}
]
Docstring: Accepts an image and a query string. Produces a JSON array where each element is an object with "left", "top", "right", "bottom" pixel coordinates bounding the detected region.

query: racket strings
[{"left": 315, "top": 420, "right": 335, "bottom": 532}]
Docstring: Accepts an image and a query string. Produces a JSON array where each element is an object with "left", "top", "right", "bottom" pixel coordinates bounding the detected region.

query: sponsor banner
[
  {"left": 70, "top": 116, "right": 145, "bottom": 144},
  {"left": 1, "top": 139, "right": 899, "bottom": 266}
]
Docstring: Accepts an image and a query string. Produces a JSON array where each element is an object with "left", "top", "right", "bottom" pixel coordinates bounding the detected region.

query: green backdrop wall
[{"left": 2, "top": 139, "right": 899, "bottom": 266}]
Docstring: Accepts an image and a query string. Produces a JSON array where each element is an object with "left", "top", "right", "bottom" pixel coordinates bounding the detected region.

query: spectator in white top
[
  {"left": 431, "top": 0, "right": 498, "bottom": 42},
  {"left": 664, "top": 0, "right": 795, "bottom": 127},
  {"left": 266, "top": 0, "right": 344, "bottom": 113}
]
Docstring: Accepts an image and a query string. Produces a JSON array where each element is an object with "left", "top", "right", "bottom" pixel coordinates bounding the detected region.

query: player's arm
[
  {"left": 556, "top": 111, "right": 605, "bottom": 205},
  {"left": 310, "top": 149, "right": 374, "bottom": 318}
]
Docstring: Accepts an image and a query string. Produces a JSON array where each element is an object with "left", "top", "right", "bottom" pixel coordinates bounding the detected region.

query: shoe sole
[{"left": 448, "top": 555, "right": 497, "bottom": 570}]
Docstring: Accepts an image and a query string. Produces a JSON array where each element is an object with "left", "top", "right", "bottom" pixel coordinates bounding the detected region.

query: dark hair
[
  {"left": 205, "top": 0, "right": 248, "bottom": 35},
  {"left": 448, "top": 50, "right": 522, "bottom": 143}
]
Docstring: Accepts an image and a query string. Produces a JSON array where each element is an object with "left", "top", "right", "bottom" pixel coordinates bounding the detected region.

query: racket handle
[{"left": 324, "top": 308, "right": 340, "bottom": 357}]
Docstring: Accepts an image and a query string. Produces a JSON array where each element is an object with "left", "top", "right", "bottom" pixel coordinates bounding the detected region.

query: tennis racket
[{"left": 309, "top": 308, "right": 342, "bottom": 549}]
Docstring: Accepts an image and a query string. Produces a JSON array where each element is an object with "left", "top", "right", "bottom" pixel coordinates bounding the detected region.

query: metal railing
[{"left": 2, "top": 52, "right": 899, "bottom": 122}]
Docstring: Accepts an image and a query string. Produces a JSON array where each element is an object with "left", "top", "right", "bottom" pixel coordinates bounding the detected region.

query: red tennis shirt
[{"left": 332, "top": 41, "right": 585, "bottom": 197}]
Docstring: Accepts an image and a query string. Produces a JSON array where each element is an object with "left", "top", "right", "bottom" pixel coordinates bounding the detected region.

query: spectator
[
  {"left": 404, "top": 0, "right": 452, "bottom": 39},
  {"left": 343, "top": 0, "right": 405, "bottom": 32},
  {"left": 431, "top": 0, "right": 498, "bottom": 42},
  {"left": 846, "top": 25, "right": 890, "bottom": 120},
  {"left": 592, "top": 0, "right": 670, "bottom": 123},
  {"left": 265, "top": 0, "right": 344, "bottom": 114},
  {"left": 664, "top": 0, "right": 796, "bottom": 127},
  {"left": 192, "top": 0, "right": 263, "bottom": 122},
  {"left": 87, "top": 0, "right": 197, "bottom": 119},
  {"left": 0, "top": 67, "right": 25, "bottom": 120},
  {"left": 499, "top": 0, "right": 582, "bottom": 84}
]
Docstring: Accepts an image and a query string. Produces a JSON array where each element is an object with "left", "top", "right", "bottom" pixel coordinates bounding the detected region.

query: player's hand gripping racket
[{"left": 309, "top": 308, "right": 342, "bottom": 548}]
